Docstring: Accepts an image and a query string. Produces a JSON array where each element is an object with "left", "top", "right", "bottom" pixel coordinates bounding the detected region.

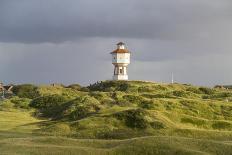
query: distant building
[
  {"left": 215, "top": 85, "right": 232, "bottom": 90},
  {"left": 0, "top": 82, "right": 14, "bottom": 98},
  {"left": 111, "top": 42, "right": 131, "bottom": 80}
]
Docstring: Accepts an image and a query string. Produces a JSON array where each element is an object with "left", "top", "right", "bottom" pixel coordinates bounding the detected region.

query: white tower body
[{"left": 111, "top": 42, "right": 131, "bottom": 80}]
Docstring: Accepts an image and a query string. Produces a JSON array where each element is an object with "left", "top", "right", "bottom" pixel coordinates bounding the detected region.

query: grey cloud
[
  {"left": 0, "top": 0, "right": 232, "bottom": 86},
  {"left": 0, "top": 0, "right": 232, "bottom": 43}
]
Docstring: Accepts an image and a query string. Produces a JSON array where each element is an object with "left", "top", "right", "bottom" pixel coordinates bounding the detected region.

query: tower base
[{"left": 113, "top": 75, "right": 128, "bottom": 80}]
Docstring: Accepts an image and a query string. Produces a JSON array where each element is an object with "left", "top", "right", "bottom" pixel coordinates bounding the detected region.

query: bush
[
  {"left": 150, "top": 121, "right": 165, "bottom": 129},
  {"left": 66, "top": 84, "right": 82, "bottom": 91},
  {"left": 114, "top": 109, "right": 149, "bottom": 129},
  {"left": 212, "top": 121, "right": 232, "bottom": 130},
  {"left": 199, "top": 87, "right": 215, "bottom": 95},
  {"left": 123, "top": 95, "right": 144, "bottom": 105},
  {"left": 12, "top": 84, "right": 40, "bottom": 99},
  {"left": 68, "top": 96, "right": 102, "bottom": 120},
  {"left": 0, "top": 100, "right": 14, "bottom": 110},
  {"left": 186, "top": 87, "right": 202, "bottom": 94},
  {"left": 70, "top": 105, "right": 89, "bottom": 120},
  {"left": 142, "top": 92, "right": 174, "bottom": 99},
  {"left": 181, "top": 117, "right": 206, "bottom": 127},
  {"left": 172, "top": 91, "right": 188, "bottom": 97},
  {"left": 117, "top": 82, "right": 130, "bottom": 91},
  {"left": 139, "top": 100, "right": 154, "bottom": 109},
  {"left": 30, "top": 95, "right": 68, "bottom": 117},
  {"left": 88, "top": 81, "right": 135, "bottom": 92},
  {"left": 138, "top": 86, "right": 154, "bottom": 93},
  {"left": 80, "top": 87, "right": 89, "bottom": 92},
  {"left": 89, "top": 91, "right": 105, "bottom": 101},
  {"left": 41, "top": 123, "right": 71, "bottom": 136},
  {"left": 30, "top": 94, "right": 67, "bottom": 109},
  {"left": 10, "top": 97, "right": 31, "bottom": 109},
  {"left": 95, "top": 128, "right": 135, "bottom": 139}
]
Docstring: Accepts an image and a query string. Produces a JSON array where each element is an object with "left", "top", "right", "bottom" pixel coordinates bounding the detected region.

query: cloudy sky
[{"left": 0, "top": 0, "right": 232, "bottom": 86}]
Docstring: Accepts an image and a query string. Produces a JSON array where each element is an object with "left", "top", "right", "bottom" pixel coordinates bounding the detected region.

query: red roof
[{"left": 111, "top": 49, "right": 130, "bottom": 54}]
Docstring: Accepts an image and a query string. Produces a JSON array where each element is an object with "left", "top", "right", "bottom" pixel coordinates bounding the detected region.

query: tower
[{"left": 111, "top": 42, "right": 131, "bottom": 80}]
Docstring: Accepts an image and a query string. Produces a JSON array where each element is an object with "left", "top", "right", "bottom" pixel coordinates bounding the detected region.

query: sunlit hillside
[{"left": 0, "top": 81, "right": 232, "bottom": 155}]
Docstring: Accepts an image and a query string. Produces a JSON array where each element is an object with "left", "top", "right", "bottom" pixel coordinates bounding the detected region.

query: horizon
[{"left": 0, "top": 0, "right": 232, "bottom": 86}]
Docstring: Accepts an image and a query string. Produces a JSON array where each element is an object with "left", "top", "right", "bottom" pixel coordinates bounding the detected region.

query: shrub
[
  {"left": 212, "top": 121, "right": 232, "bottom": 130},
  {"left": 12, "top": 84, "right": 40, "bottom": 99},
  {"left": 199, "top": 87, "right": 215, "bottom": 95},
  {"left": 172, "top": 90, "right": 188, "bottom": 97},
  {"left": 114, "top": 109, "right": 149, "bottom": 129},
  {"left": 186, "top": 87, "right": 202, "bottom": 94},
  {"left": 89, "top": 91, "right": 105, "bottom": 101},
  {"left": 139, "top": 100, "right": 154, "bottom": 109},
  {"left": 41, "top": 123, "right": 71, "bottom": 136},
  {"left": 88, "top": 81, "right": 135, "bottom": 92},
  {"left": 123, "top": 95, "right": 144, "bottom": 105},
  {"left": 30, "top": 94, "right": 67, "bottom": 109},
  {"left": 115, "top": 99, "right": 132, "bottom": 106},
  {"left": 80, "top": 87, "right": 89, "bottom": 92},
  {"left": 68, "top": 96, "right": 102, "bottom": 120},
  {"left": 88, "top": 81, "right": 118, "bottom": 91},
  {"left": 10, "top": 97, "right": 31, "bottom": 109},
  {"left": 70, "top": 105, "right": 89, "bottom": 120},
  {"left": 95, "top": 128, "right": 135, "bottom": 139},
  {"left": 66, "top": 84, "right": 82, "bottom": 91},
  {"left": 138, "top": 86, "right": 154, "bottom": 93},
  {"left": 150, "top": 121, "right": 165, "bottom": 129},
  {"left": 142, "top": 92, "right": 174, "bottom": 99},
  {"left": 181, "top": 117, "right": 206, "bottom": 127},
  {"left": 30, "top": 95, "right": 68, "bottom": 117},
  {"left": 116, "top": 82, "right": 130, "bottom": 91},
  {"left": 0, "top": 100, "right": 14, "bottom": 110}
]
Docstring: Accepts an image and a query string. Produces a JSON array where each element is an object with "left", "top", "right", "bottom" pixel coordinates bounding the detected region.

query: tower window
[{"left": 120, "top": 69, "right": 123, "bottom": 74}]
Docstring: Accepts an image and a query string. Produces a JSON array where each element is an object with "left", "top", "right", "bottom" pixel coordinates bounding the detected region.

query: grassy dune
[{"left": 0, "top": 81, "right": 232, "bottom": 154}]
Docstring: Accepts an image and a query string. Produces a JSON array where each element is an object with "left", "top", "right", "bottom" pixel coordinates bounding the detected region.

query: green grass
[{"left": 0, "top": 80, "right": 232, "bottom": 154}]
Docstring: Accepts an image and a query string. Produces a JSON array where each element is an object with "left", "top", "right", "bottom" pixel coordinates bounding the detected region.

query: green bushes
[
  {"left": 69, "top": 96, "right": 102, "bottom": 120},
  {"left": 30, "top": 95, "right": 68, "bottom": 117},
  {"left": 40, "top": 123, "right": 71, "bottom": 136},
  {"left": 30, "top": 94, "right": 68, "bottom": 109},
  {"left": 181, "top": 117, "right": 206, "bottom": 127},
  {"left": 206, "top": 92, "right": 232, "bottom": 99},
  {"left": 114, "top": 109, "right": 149, "bottom": 129},
  {"left": 122, "top": 95, "right": 144, "bottom": 104},
  {"left": 88, "top": 81, "right": 119, "bottom": 91},
  {"left": 10, "top": 97, "right": 31, "bottom": 109},
  {"left": 0, "top": 97, "right": 31, "bottom": 110},
  {"left": 138, "top": 86, "right": 154, "bottom": 93},
  {"left": 95, "top": 128, "right": 136, "bottom": 139},
  {"left": 88, "top": 81, "right": 136, "bottom": 92},
  {"left": 150, "top": 121, "right": 165, "bottom": 129},
  {"left": 212, "top": 121, "right": 232, "bottom": 130},
  {"left": 70, "top": 106, "right": 89, "bottom": 120},
  {"left": 66, "top": 84, "right": 82, "bottom": 91},
  {"left": 199, "top": 87, "right": 215, "bottom": 95},
  {"left": 172, "top": 90, "right": 188, "bottom": 97},
  {"left": 12, "top": 84, "right": 40, "bottom": 99},
  {"left": 142, "top": 92, "right": 174, "bottom": 99},
  {"left": 139, "top": 100, "right": 154, "bottom": 109},
  {"left": 186, "top": 87, "right": 202, "bottom": 94},
  {"left": 0, "top": 100, "right": 14, "bottom": 110}
]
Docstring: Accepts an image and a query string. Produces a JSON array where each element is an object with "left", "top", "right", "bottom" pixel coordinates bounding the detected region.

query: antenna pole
[{"left": 172, "top": 73, "right": 174, "bottom": 84}]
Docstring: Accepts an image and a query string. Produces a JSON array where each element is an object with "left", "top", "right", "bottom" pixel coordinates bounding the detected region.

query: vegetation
[{"left": 0, "top": 80, "right": 232, "bottom": 154}]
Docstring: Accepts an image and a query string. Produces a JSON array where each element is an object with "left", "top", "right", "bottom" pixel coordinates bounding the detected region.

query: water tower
[{"left": 110, "top": 42, "right": 131, "bottom": 80}]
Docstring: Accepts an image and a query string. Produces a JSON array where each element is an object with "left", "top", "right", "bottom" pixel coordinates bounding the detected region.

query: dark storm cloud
[
  {"left": 0, "top": 0, "right": 232, "bottom": 86},
  {"left": 1, "top": 0, "right": 231, "bottom": 43}
]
